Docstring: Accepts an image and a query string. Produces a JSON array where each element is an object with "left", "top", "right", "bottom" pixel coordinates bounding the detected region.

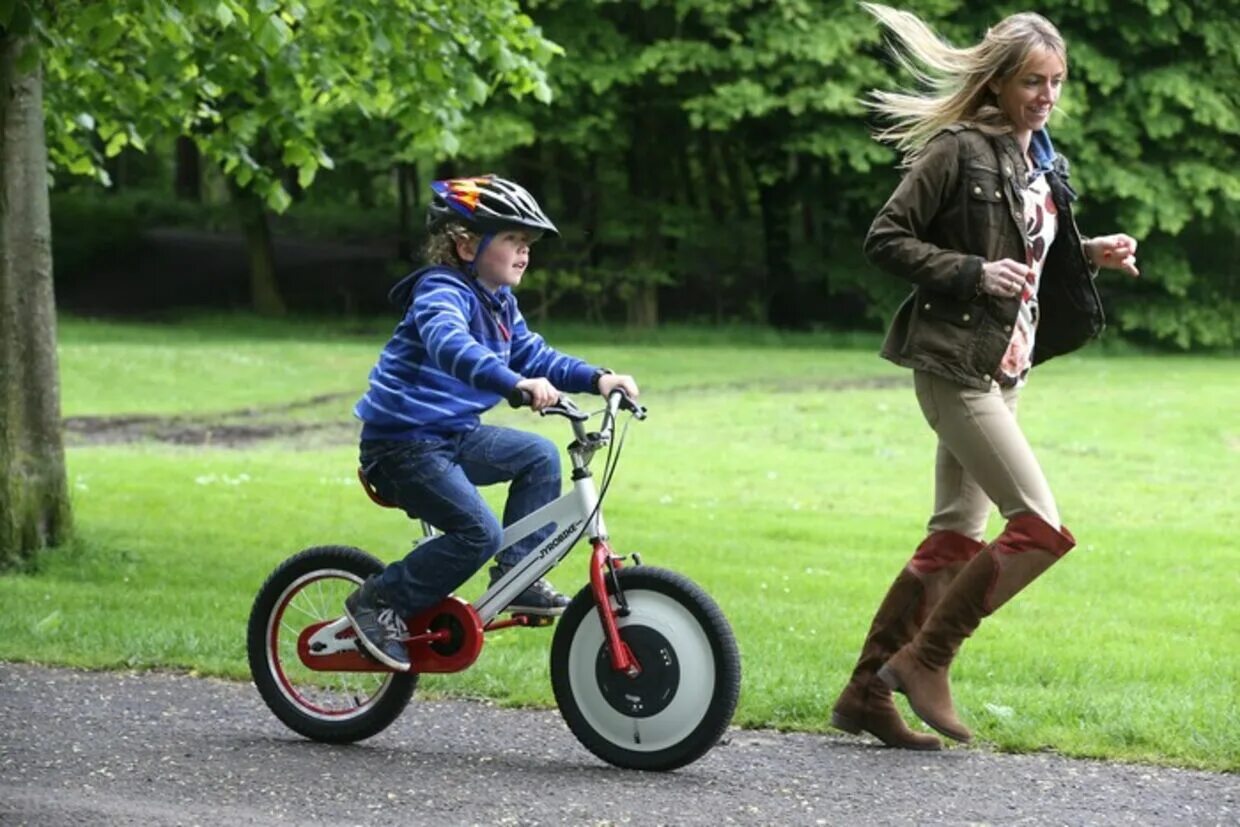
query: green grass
[{"left": 4, "top": 313, "right": 1238, "bottom": 771}]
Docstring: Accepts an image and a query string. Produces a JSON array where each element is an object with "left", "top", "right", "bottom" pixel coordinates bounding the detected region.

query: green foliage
[
  {"left": 25, "top": 0, "right": 1238, "bottom": 346},
  {"left": 469, "top": 0, "right": 1234, "bottom": 342},
  {"left": 36, "top": 0, "right": 560, "bottom": 210}
]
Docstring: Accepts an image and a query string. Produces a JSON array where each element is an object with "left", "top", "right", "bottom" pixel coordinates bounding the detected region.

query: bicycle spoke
[
  {"left": 337, "top": 675, "right": 360, "bottom": 709},
  {"left": 286, "top": 600, "right": 323, "bottom": 623},
  {"left": 307, "top": 581, "right": 329, "bottom": 620}
]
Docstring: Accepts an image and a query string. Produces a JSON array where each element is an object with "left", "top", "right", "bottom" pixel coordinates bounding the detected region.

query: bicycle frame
[
  {"left": 475, "top": 470, "right": 604, "bottom": 623},
  {"left": 299, "top": 391, "right": 641, "bottom": 677}
]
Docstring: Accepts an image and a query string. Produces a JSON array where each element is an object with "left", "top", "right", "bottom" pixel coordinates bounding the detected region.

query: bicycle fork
[{"left": 589, "top": 539, "right": 642, "bottom": 678}]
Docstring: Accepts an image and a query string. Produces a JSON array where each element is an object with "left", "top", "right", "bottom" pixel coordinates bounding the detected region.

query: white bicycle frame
[{"left": 427, "top": 391, "right": 630, "bottom": 626}]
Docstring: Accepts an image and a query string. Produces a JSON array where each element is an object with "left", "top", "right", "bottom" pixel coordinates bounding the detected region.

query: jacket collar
[
  {"left": 991, "top": 129, "right": 1058, "bottom": 185},
  {"left": 1028, "top": 130, "right": 1057, "bottom": 181}
]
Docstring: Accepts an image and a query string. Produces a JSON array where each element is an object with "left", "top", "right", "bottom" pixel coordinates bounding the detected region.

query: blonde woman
[{"left": 830, "top": 5, "right": 1139, "bottom": 749}]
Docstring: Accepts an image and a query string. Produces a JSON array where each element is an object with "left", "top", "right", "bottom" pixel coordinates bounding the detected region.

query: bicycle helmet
[{"left": 427, "top": 175, "right": 559, "bottom": 238}]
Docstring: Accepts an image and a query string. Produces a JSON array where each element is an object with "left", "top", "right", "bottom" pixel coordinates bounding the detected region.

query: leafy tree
[
  {"left": 476, "top": 0, "right": 1234, "bottom": 342},
  {"left": 489, "top": 0, "right": 894, "bottom": 327},
  {"left": 0, "top": 0, "right": 557, "bottom": 566},
  {"left": 42, "top": 0, "right": 558, "bottom": 315}
]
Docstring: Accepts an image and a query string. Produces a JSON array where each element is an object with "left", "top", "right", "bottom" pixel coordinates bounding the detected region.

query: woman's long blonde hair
[{"left": 860, "top": 3, "right": 1067, "bottom": 157}]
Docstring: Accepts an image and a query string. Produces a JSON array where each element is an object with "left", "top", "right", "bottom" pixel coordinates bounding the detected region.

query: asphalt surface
[{"left": 0, "top": 663, "right": 1234, "bottom": 826}]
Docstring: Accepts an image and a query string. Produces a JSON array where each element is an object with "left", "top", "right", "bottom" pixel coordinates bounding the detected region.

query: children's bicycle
[{"left": 246, "top": 390, "right": 741, "bottom": 771}]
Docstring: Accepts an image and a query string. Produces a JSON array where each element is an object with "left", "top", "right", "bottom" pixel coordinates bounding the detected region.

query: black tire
[
  {"left": 246, "top": 545, "right": 417, "bottom": 743},
  {"left": 550, "top": 566, "right": 741, "bottom": 771}
]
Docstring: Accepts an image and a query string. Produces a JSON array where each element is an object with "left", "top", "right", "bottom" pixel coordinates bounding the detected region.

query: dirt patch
[
  {"left": 63, "top": 415, "right": 353, "bottom": 448},
  {"left": 64, "top": 391, "right": 357, "bottom": 448},
  {"left": 63, "top": 376, "right": 907, "bottom": 447}
]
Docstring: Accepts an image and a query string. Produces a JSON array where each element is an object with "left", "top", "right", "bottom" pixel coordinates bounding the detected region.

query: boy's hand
[
  {"left": 515, "top": 377, "right": 560, "bottom": 411},
  {"left": 599, "top": 373, "right": 640, "bottom": 399}
]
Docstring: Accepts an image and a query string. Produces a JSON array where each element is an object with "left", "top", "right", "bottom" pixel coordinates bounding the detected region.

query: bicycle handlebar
[
  {"left": 506, "top": 387, "right": 590, "bottom": 422},
  {"left": 506, "top": 386, "right": 645, "bottom": 425}
]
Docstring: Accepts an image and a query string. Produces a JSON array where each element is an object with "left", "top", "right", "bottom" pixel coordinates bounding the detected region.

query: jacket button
[
  {"left": 923, "top": 303, "right": 931, "bottom": 310},
  {"left": 972, "top": 185, "right": 982, "bottom": 195},
  {"left": 994, "top": 190, "right": 1002, "bottom": 199},
  {"left": 1005, "top": 165, "right": 1012, "bottom": 175},
  {"left": 962, "top": 313, "right": 971, "bottom": 322},
  {"left": 1004, "top": 324, "right": 1012, "bottom": 332}
]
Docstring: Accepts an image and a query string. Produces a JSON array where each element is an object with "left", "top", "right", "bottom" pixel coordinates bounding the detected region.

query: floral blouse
[{"left": 997, "top": 170, "right": 1059, "bottom": 388}]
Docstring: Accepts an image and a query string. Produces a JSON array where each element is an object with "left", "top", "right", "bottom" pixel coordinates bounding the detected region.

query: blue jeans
[{"left": 359, "top": 426, "right": 561, "bottom": 616}]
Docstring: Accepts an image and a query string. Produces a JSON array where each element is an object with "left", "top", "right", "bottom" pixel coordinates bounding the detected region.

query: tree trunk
[
  {"left": 173, "top": 135, "right": 201, "bottom": 201},
  {"left": 0, "top": 36, "right": 72, "bottom": 568},
  {"left": 229, "top": 183, "right": 286, "bottom": 316},
  {"left": 347, "top": 160, "right": 374, "bottom": 209},
  {"left": 626, "top": 282, "right": 659, "bottom": 328},
  {"left": 758, "top": 175, "right": 801, "bottom": 328},
  {"left": 624, "top": 100, "right": 665, "bottom": 329},
  {"left": 395, "top": 162, "right": 416, "bottom": 261}
]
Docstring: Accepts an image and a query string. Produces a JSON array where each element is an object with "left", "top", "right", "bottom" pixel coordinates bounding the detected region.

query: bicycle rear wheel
[
  {"left": 550, "top": 566, "right": 741, "bottom": 771},
  {"left": 247, "top": 545, "right": 416, "bottom": 743}
]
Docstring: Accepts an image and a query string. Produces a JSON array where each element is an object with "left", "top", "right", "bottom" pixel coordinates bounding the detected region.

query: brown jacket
[{"left": 865, "top": 125, "right": 1104, "bottom": 390}]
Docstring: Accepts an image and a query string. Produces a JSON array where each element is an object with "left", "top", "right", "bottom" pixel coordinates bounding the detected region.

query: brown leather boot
[
  {"left": 878, "top": 514, "right": 1076, "bottom": 742},
  {"left": 830, "top": 531, "right": 983, "bottom": 750}
]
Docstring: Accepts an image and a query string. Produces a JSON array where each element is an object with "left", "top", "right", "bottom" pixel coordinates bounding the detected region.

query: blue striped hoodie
[{"left": 355, "top": 266, "right": 599, "bottom": 440}]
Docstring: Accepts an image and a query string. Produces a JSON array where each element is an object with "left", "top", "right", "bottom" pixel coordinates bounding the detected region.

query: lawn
[{"left": 2, "top": 314, "right": 1237, "bottom": 771}]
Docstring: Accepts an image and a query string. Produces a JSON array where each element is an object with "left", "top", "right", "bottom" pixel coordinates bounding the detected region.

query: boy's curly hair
[{"left": 423, "top": 221, "right": 476, "bottom": 268}]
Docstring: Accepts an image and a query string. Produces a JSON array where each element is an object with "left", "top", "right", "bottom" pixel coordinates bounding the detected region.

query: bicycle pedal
[{"left": 510, "top": 613, "right": 556, "bottom": 627}]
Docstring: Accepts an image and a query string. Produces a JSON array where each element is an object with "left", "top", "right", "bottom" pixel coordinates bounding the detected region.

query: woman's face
[{"left": 994, "top": 46, "right": 1066, "bottom": 142}]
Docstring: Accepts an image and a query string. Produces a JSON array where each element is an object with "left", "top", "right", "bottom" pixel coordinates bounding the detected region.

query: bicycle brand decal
[{"left": 539, "top": 521, "right": 582, "bottom": 558}]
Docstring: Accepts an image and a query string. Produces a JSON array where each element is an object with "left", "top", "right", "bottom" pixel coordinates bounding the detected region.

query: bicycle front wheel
[
  {"left": 550, "top": 566, "right": 741, "bottom": 771},
  {"left": 247, "top": 545, "right": 416, "bottom": 743}
]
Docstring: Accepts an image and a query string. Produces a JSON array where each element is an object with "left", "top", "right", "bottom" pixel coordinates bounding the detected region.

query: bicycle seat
[{"left": 357, "top": 467, "right": 398, "bottom": 509}]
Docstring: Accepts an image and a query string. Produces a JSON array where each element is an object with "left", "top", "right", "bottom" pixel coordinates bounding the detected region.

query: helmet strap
[{"left": 466, "top": 233, "right": 495, "bottom": 277}]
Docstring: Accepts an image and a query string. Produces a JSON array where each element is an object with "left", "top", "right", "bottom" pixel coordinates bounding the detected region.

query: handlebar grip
[{"left": 508, "top": 387, "right": 532, "bottom": 408}]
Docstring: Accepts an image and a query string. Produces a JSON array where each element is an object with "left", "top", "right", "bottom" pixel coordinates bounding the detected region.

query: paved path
[{"left": 0, "top": 663, "right": 1234, "bottom": 826}]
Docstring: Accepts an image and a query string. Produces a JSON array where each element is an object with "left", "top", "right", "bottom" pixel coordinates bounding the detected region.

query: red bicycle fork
[{"left": 589, "top": 540, "right": 641, "bottom": 678}]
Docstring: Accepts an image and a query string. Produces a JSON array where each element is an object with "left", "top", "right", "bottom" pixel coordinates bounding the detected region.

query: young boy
[{"left": 345, "top": 175, "right": 640, "bottom": 672}]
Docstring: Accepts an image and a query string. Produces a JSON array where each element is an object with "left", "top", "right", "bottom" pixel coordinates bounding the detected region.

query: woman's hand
[
  {"left": 980, "top": 258, "right": 1034, "bottom": 298},
  {"left": 515, "top": 377, "right": 560, "bottom": 411},
  {"left": 599, "top": 373, "right": 640, "bottom": 399},
  {"left": 1085, "top": 234, "right": 1139, "bottom": 277}
]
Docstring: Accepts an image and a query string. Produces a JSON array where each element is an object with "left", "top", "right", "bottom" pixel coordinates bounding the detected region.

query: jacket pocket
[
  {"left": 965, "top": 172, "right": 1005, "bottom": 204},
  {"left": 902, "top": 290, "right": 986, "bottom": 371},
  {"left": 917, "top": 291, "right": 984, "bottom": 329},
  {"left": 963, "top": 167, "right": 1009, "bottom": 254}
]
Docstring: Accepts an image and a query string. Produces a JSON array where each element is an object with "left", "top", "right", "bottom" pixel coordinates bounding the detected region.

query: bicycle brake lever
[
  {"left": 609, "top": 389, "right": 647, "bottom": 420},
  {"left": 539, "top": 398, "right": 590, "bottom": 422}
]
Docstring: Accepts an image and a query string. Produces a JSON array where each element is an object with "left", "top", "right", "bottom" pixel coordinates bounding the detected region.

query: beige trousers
[{"left": 913, "top": 371, "right": 1060, "bottom": 540}]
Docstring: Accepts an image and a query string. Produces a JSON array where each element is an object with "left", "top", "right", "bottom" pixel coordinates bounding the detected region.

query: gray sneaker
[
  {"left": 344, "top": 576, "right": 411, "bottom": 671},
  {"left": 489, "top": 564, "right": 571, "bottom": 616}
]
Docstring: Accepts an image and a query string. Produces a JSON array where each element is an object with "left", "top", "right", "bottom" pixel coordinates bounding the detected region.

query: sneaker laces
[{"left": 376, "top": 607, "right": 409, "bottom": 642}]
